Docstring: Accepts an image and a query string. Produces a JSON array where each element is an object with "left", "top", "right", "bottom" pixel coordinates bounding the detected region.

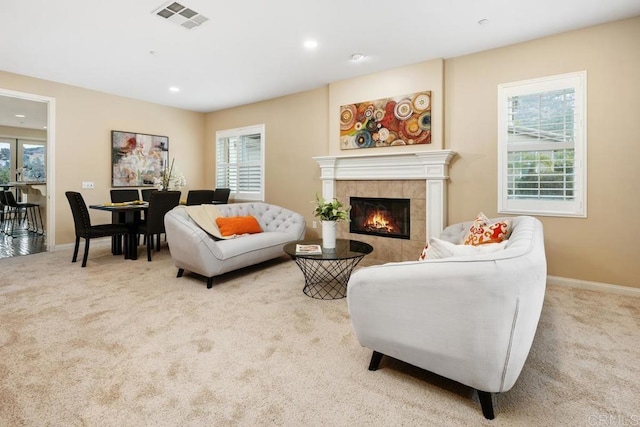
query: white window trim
[
  {"left": 215, "top": 124, "right": 265, "bottom": 202},
  {"left": 497, "top": 71, "right": 587, "bottom": 218}
]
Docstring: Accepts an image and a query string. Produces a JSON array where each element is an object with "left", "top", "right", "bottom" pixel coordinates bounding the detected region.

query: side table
[{"left": 283, "top": 239, "right": 373, "bottom": 300}]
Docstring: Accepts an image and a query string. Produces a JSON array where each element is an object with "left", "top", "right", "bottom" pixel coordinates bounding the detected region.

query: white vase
[{"left": 322, "top": 220, "right": 337, "bottom": 249}]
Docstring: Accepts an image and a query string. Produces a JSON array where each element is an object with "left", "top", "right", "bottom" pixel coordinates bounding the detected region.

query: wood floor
[{"left": 0, "top": 228, "right": 47, "bottom": 259}]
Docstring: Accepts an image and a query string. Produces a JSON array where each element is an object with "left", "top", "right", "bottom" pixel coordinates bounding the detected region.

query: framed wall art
[
  {"left": 111, "top": 130, "right": 168, "bottom": 187},
  {"left": 340, "top": 90, "right": 431, "bottom": 150}
]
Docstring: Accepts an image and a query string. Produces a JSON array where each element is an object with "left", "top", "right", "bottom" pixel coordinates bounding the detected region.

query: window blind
[
  {"left": 506, "top": 89, "right": 575, "bottom": 202},
  {"left": 497, "top": 71, "right": 586, "bottom": 217},
  {"left": 216, "top": 125, "right": 264, "bottom": 201}
]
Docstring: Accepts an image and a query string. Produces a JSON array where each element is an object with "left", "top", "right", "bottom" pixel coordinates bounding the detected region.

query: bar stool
[
  {"left": 2, "top": 190, "right": 43, "bottom": 235},
  {"left": 0, "top": 191, "right": 9, "bottom": 234}
]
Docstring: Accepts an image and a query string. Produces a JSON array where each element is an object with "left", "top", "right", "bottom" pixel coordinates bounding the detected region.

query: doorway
[{"left": 0, "top": 88, "right": 56, "bottom": 258}]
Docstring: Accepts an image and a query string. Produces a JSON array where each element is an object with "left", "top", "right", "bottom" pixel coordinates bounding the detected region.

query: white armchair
[{"left": 346, "top": 216, "right": 547, "bottom": 419}]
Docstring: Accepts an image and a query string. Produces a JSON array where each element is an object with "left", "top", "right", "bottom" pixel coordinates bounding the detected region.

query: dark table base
[
  {"left": 284, "top": 239, "right": 373, "bottom": 300},
  {"left": 293, "top": 256, "right": 366, "bottom": 299}
]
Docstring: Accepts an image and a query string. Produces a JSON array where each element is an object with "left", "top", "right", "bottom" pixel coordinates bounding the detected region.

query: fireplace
[
  {"left": 314, "top": 151, "right": 455, "bottom": 262},
  {"left": 350, "top": 197, "right": 410, "bottom": 240}
]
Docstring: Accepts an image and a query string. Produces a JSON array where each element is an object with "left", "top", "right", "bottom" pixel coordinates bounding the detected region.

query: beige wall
[
  {"left": 205, "top": 18, "right": 640, "bottom": 288},
  {"left": 0, "top": 125, "right": 47, "bottom": 140},
  {"left": 2, "top": 16, "right": 638, "bottom": 288},
  {"left": 0, "top": 70, "right": 205, "bottom": 246},
  {"left": 204, "top": 87, "right": 329, "bottom": 238},
  {"left": 444, "top": 16, "right": 640, "bottom": 288}
]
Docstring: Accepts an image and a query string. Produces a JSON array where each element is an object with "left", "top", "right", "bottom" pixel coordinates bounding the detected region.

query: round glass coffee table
[{"left": 283, "top": 239, "right": 374, "bottom": 300}]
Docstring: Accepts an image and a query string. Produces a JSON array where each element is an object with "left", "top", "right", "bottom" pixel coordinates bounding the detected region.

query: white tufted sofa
[{"left": 164, "top": 203, "right": 305, "bottom": 288}]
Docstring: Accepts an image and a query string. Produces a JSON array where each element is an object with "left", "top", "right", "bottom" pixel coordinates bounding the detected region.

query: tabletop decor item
[
  {"left": 313, "top": 194, "right": 350, "bottom": 249},
  {"left": 154, "top": 158, "right": 186, "bottom": 191}
]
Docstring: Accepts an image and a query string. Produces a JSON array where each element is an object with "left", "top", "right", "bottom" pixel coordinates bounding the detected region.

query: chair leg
[
  {"left": 177, "top": 268, "right": 184, "bottom": 278},
  {"left": 477, "top": 390, "right": 495, "bottom": 420},
  {"left": 207, "top": 277, "right": 214, "bottom": 289},
  {"left": 147, "top": 237, "right": 152, "bottom": 261},
  {"left": 81, "top": 238, "right": 90, "bottom": 267},
  {"left": 368, "top": 351, "right": 384, "bottom": 371},
  {"left": 72, "top": 237, "right": 80, "bottom": 262},
  {"left": 156, "top": 234, "right": 161, "bottom": 252}
]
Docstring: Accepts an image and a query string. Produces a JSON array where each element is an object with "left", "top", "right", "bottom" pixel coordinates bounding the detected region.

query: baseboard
[
  {"left": 52, "top": 238, "right": 112, "bottom": 252},
  {"left": 547, "top": 275, "right": 640, "bottom": 296}
]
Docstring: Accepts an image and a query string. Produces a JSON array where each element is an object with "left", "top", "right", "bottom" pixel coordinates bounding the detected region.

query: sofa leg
[
  {"left": 207, "top": 277, "right": 214, "bottom": 289},
  {"left": 368, "top": 351, "right": 384, "bottom": 371},
  {"left": 477, "top": 390, "right": 495, "bottom": 420},
  {"left": 177, "top": 268, "right": 184, "bottom": 278}
]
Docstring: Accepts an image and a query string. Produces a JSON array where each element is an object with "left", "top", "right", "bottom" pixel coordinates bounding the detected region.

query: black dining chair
[
  {"left": 212, "top": 188, "right": 231, "bottom": 204},
  {"left": 136, "top": 190, "right": 181, "bottom": 261},
  {"left": 186, "top": 189, "right": 215, "bottom": 205},
  {"left": 109, "top": 189, "right": 140, "bottom": 252},
  {"left": 110, "top": 189, "right": 140, "bottom": 203},
  {"left": 140, "top": 188, "right": 158, "bottom": 202},
  {"left": 65, "top": 191, "right": 130, "bottom": 267}
]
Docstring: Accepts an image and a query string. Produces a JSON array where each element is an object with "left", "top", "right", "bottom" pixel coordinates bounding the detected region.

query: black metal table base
[{"left": 293, "top": 255, "right": 366, "bottom": 300}]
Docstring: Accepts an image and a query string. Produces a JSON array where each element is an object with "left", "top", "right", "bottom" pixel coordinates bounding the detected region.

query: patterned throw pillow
[
  {"left": 463, "top": 212, "right": 511, "bottom": 246},
  {"left": 418, "top": 244, "right": 429, "bottom": 261}
]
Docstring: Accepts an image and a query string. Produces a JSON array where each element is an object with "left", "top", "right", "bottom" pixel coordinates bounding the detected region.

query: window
[
  {"left": 0, "top": 139, "right": 46, "bottom": 184},
  {"left": 21, "top": 143, "right": 46, "bottom": 180},
  {"left": 0, "top": 141, "right": 10, "bottom": 184},
  {"left": 216, "top": 124, "right": 265, "bottom": 201},
  {"left": 498, "top": 71, "right": 586, "bottom": 217}
]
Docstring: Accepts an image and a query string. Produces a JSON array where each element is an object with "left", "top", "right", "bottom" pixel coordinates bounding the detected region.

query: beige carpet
[{"left": 1, "top": 245, "right": 639, "bottom": 426}]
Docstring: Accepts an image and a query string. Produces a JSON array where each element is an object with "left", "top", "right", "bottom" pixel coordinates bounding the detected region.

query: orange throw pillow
[
  {"left": 463, "top": 213, "right": 510, "bottom": 246},
  {"left": 215, "top": 216, "right": 262, "bottom": 237}
]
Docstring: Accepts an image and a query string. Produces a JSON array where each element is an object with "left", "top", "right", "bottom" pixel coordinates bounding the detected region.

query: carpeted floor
[{"left": 1, "top": 245, "right": 639, "bottom": 426}]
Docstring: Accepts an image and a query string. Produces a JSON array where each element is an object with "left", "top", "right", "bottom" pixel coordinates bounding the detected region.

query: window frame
[
  {"left": 215, "top": 124, "right": 265, "bottom": 202},
  {"left": 497, "top": 71, "right": 587, "bottom": 218}
]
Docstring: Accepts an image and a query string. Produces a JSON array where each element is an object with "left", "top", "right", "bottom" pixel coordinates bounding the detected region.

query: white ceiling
[{"left": 1, "top": 0, "right": 639, "bottom": 130}]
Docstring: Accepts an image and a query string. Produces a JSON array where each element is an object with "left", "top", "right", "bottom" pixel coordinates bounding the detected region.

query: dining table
[{"left": 89, "top": 201, "right": 148, "bottom": 260}]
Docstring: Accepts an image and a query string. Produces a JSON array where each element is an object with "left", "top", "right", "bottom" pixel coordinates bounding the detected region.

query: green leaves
[{"left": 313, "top": 194, "right": 350, "bottom": 222}]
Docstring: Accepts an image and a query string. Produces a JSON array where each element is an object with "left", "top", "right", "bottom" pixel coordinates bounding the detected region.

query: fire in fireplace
[{"left": 349, "top": 197, "right": 410, "bottom": 240}]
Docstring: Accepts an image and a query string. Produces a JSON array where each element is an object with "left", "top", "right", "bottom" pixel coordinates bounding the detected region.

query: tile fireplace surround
[{"left": 314, "top": 151, "right": 455, "bottom": 263}]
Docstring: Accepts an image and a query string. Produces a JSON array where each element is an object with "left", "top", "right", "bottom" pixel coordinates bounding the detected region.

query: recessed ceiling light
[
  {"left": 350, "top": 53, "right": 364, "bottom": 61},
  {"left": 15, "top": 114, "right": 26, "bottom": 118},
  {"left": 304, "top": 40, "right": 318, "bottom": 49},
  {"left": 169, "top": 86, "right": 180, "bottom": 93}
]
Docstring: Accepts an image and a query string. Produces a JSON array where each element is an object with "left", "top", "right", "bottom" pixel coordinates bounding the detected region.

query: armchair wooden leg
[
  {"left": 207, "top": 277, "right": 214, "bottom": 289},
  {"left": 177, "top": 268, "right": 184, "bottom": 278},
  {"left": 477, "top": 390, "right": 495, "bottom": 420},
  {"left": 368, "top": 351, "right": 384, "bottom": 371}
]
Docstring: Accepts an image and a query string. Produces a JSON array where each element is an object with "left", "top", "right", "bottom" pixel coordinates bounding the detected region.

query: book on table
[{"left": 295, "top": 244, "right": 322, "bottom": 255}]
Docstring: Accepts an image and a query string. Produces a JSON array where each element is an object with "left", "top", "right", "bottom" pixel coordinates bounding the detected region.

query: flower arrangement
[
  {"left": 154, "top": 158, "right": 186, "bottom": 191},
  {"left": 313, "top": 194, "right": 350, "bottom": 222}
]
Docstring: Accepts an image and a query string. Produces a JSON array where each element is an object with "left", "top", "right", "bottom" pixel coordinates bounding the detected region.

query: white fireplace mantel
[{"left": 313, "top": 150, "right": 456, "bottom": 239}]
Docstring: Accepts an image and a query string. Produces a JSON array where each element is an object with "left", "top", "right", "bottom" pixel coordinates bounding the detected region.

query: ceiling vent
[{"left": 152, "top": 1, "right": 208, "bottom": 29}]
